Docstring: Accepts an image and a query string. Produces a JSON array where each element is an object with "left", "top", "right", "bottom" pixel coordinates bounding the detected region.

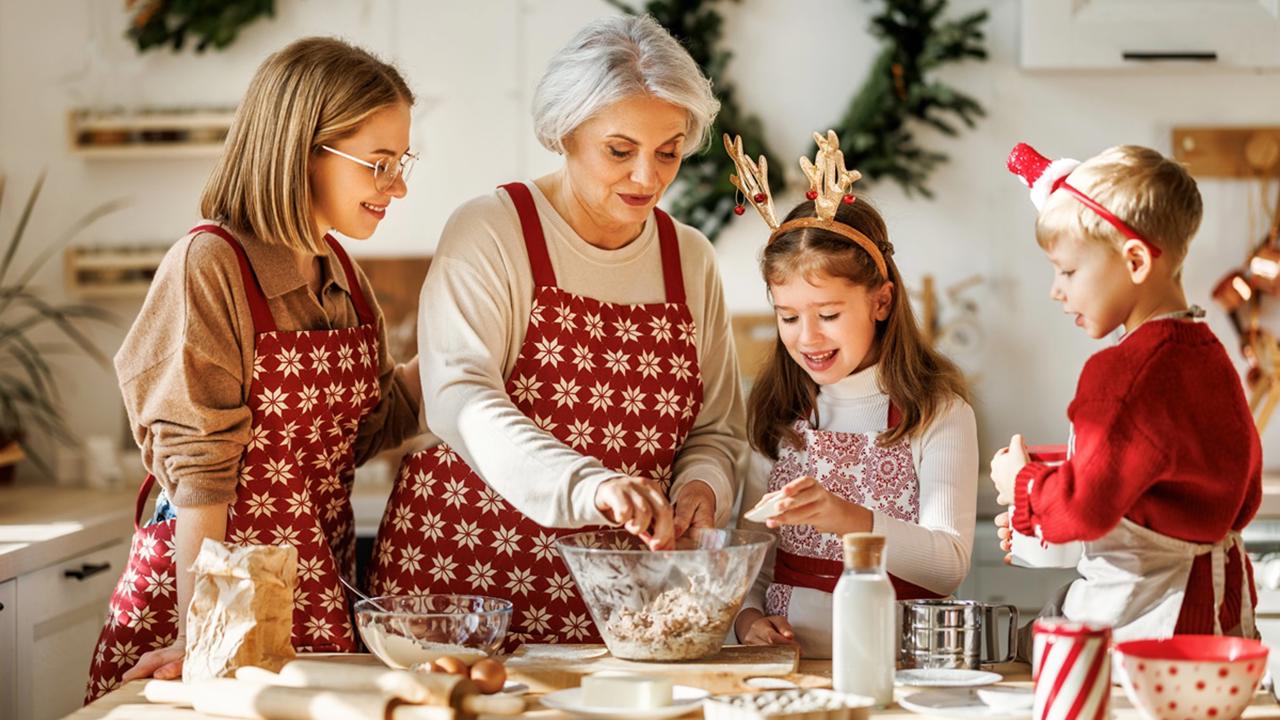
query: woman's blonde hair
[
  {"left": 748, "top": 198, "right": 970, "bottom": 459},
  {"left": 201, "top": 37, "right": 413, "bottom": 253}
]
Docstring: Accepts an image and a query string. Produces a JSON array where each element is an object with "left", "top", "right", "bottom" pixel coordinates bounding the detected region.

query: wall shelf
[
  {"left": 68, "top": 108, "right": 234, "bottom": 159},
  {"left": 1173, "top": 126, "right": 1280, "bottom": 179},
  {"left": 64, "top": 245, "right": 168, "bottom": 299}
]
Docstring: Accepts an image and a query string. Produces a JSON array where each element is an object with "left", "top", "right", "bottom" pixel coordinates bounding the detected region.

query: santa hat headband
[{"left": 1006, "top": 142, "right": 1162, "bottom": 258}]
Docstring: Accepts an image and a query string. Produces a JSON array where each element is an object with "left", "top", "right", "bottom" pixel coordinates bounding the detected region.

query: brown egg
[
  {"left": 469, "top": 658, "right": 507, "bottom": 694},
  {"left": 432, "top": 655, "right": 469, "bottom": 676}
]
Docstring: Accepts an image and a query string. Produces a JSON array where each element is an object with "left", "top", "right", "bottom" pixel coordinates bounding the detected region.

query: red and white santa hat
[{"left": 1006, "top": 142, "right": 1080, "bottom": 211}]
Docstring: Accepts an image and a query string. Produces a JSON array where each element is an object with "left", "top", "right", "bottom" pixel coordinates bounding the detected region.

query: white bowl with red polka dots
[{"left": 1114, "top": 635, "right": 1268, "bottom": 720}]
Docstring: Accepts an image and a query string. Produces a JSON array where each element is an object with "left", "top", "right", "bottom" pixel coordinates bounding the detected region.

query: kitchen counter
[
  {"left": 0, "top": 483, "right": 137, "bottom": 582},
  {"left": 69, "top": 651, "right": 1280, "bottom": 719}
]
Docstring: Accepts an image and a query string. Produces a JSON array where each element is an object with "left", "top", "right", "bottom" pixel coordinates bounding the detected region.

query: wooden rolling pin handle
[{"left": 460, "top": 693, "right": 526, "bottom": 716}]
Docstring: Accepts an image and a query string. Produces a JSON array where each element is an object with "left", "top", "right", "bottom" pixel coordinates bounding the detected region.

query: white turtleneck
[{"left": 737, "top": 364, "right": 978, "bottom": 655}]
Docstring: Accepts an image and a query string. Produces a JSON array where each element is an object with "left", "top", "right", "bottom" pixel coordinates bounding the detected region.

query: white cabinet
[
  {"left": 0, "top": 580, "right": 15, "bottom": 720},
  {"left": 1021, "top": 0, "right": 1280, "bottom": 69},
  {"left": 12, "top": 539, "right": 130, "bottom": 720}
]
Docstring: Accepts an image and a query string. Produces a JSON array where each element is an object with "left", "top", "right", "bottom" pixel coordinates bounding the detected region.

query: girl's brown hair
[
  {"left": 747, "top": 198, "right": 970, "bottom": 459},
  {"left": 200, "top": 37, "right": 414, "bottom": 253}
]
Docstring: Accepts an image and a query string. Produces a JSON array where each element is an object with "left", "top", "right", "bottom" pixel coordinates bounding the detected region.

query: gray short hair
[{"left": 532, "top": 14, "right": 720, "bottom": 157}]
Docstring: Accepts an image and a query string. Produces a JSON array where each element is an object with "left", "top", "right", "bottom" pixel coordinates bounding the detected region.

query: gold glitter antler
[
  {"left": 799, "top": 130, "right": 863, "bottom": 221},
  {"left": 723, "top": 133, "right": 778, "bottom": 229}
]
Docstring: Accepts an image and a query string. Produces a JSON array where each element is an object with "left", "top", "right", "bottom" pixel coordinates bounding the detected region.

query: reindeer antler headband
[{"left": 724, "top": 130, "right": 889, "bottom": 280}]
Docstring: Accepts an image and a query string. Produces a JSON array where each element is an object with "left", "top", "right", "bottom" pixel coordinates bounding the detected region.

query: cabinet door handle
[{"left": 64, "top": 562, "right": 112, "bottom": 581}]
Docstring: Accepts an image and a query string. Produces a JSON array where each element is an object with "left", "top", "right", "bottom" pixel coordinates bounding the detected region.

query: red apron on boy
[
  {"left": 85, "top": 225, "right": 380, "bottom": 702},
  {"left": 764, "top": 405, "right": 944, "bottom": 628},
  {"left": 366, "top": 182, "right": 703, "bottom": 648}
]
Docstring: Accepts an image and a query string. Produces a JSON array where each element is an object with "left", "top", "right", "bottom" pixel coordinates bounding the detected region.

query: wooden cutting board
[{"left": 505, "top": 644, "right": 800, "bottom": 694}]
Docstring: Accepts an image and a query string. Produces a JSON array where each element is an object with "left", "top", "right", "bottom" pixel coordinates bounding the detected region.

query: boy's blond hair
[
  {"left": 201, "top": 37, "right": 413, "bottom": 254},
  {"left": 1035, "top": 145, "right": 1202, "bottom": 269}
]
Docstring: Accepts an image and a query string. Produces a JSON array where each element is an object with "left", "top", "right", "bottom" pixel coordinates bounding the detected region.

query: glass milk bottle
[{"left": 832, "top": 532, "right": 896, "bottom": 706}]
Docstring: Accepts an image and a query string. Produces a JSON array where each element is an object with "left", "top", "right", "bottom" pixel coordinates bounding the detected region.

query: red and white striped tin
[{"left": 1033, "top": 617, "right": 1112, "bottom": 720}]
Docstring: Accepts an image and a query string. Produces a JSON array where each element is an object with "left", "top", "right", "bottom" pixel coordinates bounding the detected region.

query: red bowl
[{"left": 1114, "top": 636, "right": 1267, "bottom": 720}]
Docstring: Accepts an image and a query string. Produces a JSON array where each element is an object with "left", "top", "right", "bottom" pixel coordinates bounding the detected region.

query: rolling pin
[
  {"left": 143, "top": 679, "right": 453, "bottom": 720},
  {"left": 239, "top": 661, "right": 524, "bottom": 718}
]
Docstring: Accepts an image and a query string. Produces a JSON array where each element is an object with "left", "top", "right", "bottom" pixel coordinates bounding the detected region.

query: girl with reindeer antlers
[{"left": 730, "top": 131, "right": 979, "bottom": 657}]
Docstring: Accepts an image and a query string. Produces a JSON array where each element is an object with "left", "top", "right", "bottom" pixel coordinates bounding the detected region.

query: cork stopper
[{"left": 842, "top": 533, "right": 885, "bottom": 570}]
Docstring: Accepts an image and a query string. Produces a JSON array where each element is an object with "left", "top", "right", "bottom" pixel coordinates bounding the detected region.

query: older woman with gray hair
[{"left": 367, "top": 14, "right": 745, "bottom": 644}]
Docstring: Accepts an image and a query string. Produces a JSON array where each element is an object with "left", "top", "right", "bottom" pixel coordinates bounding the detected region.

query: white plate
[
  {"left": 895, "top": 668, "right": 1003, "bottom": 688},
  {"left": 743, "top": 492, "right": 786, "bottom": 523},
  {"left": 899, "top": 689, "right": 1032, "bottom": 719},
  {"left": 539, "top": 685, "right": 710, "bottom": 719}
]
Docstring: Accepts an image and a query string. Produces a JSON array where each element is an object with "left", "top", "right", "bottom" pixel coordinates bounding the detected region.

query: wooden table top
[{"left": 68, "top": 652, "right": 1280, "bottom": 719}]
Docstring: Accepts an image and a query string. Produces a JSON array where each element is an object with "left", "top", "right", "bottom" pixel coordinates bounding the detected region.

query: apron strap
[
  {"left": 773, "top": 549, "right": 944, "bottom": 600},
  {"left": 190, "top": 224, "right": 278, "bottom": 333},
  {"left": 887, "top": 402, "right": 902, "bottom": 429},
  {"left": 323, "top": 234, "right": 376, "bottom": 327},
  {"left": 654, "top": 208, "right": 685, "bottom": 304},
  {"left": 134, "top": 474, "right": 157, "bottom": 531},
  {"left": 501, "top": 182, "right": 558, "bottom": 288}
]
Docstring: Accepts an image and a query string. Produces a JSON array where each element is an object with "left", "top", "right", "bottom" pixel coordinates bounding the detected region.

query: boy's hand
[
  {"left": 994, "top": 511, "right": 1015, "bottom": 565},
  {"left": 767, "top": 475, "right": 872, "bottom": 536},
  {"left": 989, "top": 434, "right": 1029, "bottom": 506}
]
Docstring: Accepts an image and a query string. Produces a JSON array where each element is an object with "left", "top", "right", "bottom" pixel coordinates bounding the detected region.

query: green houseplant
[{"left": 0, "top": 174, "right": 123, "bottom": 482}]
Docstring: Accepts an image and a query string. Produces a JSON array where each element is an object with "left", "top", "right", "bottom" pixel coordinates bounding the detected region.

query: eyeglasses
[{"left": 320, "top": 145, "right": 417, "bottom": 193}]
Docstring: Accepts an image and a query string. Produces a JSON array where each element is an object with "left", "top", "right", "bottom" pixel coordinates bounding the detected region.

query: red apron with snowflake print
[
  {"left": 367, "top": 182, "right": 703, "bottom": 647},
  {"left": 765, "top": 405, "right": 944, "bottom": 619},
  {"left": 85, "top": 224, "right": 381, "bottom": 702}
]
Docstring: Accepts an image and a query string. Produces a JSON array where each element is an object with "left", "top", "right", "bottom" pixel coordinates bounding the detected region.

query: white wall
[{"left": 3, "top": 0, "right": 1279, "bottom": 507}]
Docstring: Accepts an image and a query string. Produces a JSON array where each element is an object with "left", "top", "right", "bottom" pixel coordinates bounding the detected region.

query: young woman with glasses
[{"left": 84, "top": 36, "right": 423, "bottom": 701}]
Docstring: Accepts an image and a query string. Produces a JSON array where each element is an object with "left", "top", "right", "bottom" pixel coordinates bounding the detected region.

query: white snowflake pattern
[
  {"left": 429, "top": 553, "right": 458, "bottom": 583},
  {"left": 228, "top": 526, "right": 261, "bottom": 545},
  {"left": 601, "top": 422, "right": 627, "bottom": 453},
  {"left": 277, "top": 420, "right": 299, "bottom": 451},
  {"left": 276, "top": 347, "right": 305, "bottom": 378},
  {"left": 247, "top": 424, "right": 270, "bottom": 452},
  {"left": 533, "top": 414, "right": 558, "bottom": 434},
  {"left": 562, "top": 611, "right": 593, "bottom": 641},
  {"left": 263, "top": 457, "right": 295, "bottom": 485},
  {"left": 246, "top": 491, "right": 276, "bottom": 518},
  {"left": 678, "top": 320, "right": 698, "bottom": 344},
  {"left": 565, "top": 418, "right": 594, "bottom": 450},
  {"left": 111, "top": 640, "right": 142, "bottom": 668},
  {"left": 505, "top": 566, "right": 536, "bottom": 596},
  {"left": 252, "top": 354, "right": 267, "bottom": 381},
  {"left": 400, "top": 545, "right": 426, "bottom": 574},
  {"left": 530, "top": 531, "right": 558, "bottom": 562},
  {"left": 587, "top": 381, "right": 614, "bottom": 412},
  {"left": 570, "top": 344, "right": 594, "bottom": 373},
  {"left": 620, "top": 386, "right": 646, "bottom": 415},
  {"left": 305, "top": 616, "right": 334, "bottom": 640},
  {"left": 512, "top": 375, "right": 543, "bottom": 405},
  {"left": 337, "top": 344, "right": 356, "bottom": 373},
  {"left": 523, "top": 606, "right": 552, "bottom": 633},
  {"left": 669, "top": 355, "right": 694, "bottom": 382},
  {"left": 422, "top": 511, "right": 446, "bottom": 541},
  {"left": 410, "top": 469, "right": 435, "bottom": 501},
  {"left": 142, "top": 568, "right": 174, "bottom": 599},
  {"left": 584, "top": 312, "right": 605, "bottom": 340},
  {"left": 528, "top": 300, "right": 546, "bottom": 326},
  {"left": 476, "top": 487, "right": 504, "bottom": 516},
  {"left": 635, "top": 350, "right": 662, "bottom": 379},
  {"left": 604, "top": 348, "right": 629, "bottom": 375},
  {"left": 468, "top": 561, "right": 498, "bottom": 591},
  {"left": 285, "top": 489, "right": 311, "bottom": 516},
  {"left": 453, "top": 519, "right": 483, "bottom": 550},
  {"left": 555, "top": 306, "right": 578, "bottom": 334},
  {"left": 391, "top": 504, "right": 415, "bottom": 533},
  {"left": 551, "top": 377, "right": 581, "bottom": 409},
  {"left": 136, "top": 534, "right": 160, "bottom": 561},
  {"left": 293, "top": 554, "right": 324, "bottom": 583},
  {"left": 309, "top": 345, "right": 332, "bottom": 375},
  {"left": 649, "top": 315, "right": 673, "bottom": 343},
  {"left": 273, "top": 524, "right": 302, "bottom": 546},
  {"left": 614, "top": 318, "right": 641, "bottom": 343},
  {"left": 534, "top": 336, "right": 563, "bottom": 368},
  {"left": 653, "top": 388, "right": 681, "bottom": 417},
  {"left": 258, "top": 386, "right": 289, "bottom": 417},
  {"left": 126, "top": 605, "right": 157, "bottom": 632},
  {"left": 325, "top": 381, "right": 346, "bottom": 407},
  {"left": 442, "top": 478, "right": 469, "bottom": 508},
  {"left": 546, "top": 572, "right": 575, "bottom": 602},
  {"left": 319, "top": 585, "right": 345, "bottom": 613},
  {"left": 491, "top": 526, "right": 521, "bottom": 556}
]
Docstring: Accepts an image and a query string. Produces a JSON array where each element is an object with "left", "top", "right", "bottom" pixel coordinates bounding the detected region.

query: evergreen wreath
[
  {"left": 823, "top": 0, "right": 988, "bottom": 198},
  {"left": 125, "top": 0, "right": 277, "bottom": 54},
  {"left": 607, "top": 0, "right": 781, "bottom": 241}
]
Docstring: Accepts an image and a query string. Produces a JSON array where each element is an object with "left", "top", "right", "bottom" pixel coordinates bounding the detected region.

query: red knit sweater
[{"left": 1012, "top": 319, "right": 1262, "bottom": 635}]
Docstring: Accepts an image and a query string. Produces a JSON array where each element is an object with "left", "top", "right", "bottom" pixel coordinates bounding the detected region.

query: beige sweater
[
  {"left": 416, "top": 182, "right": 746, "bottom": 527},
  {"left": 115, "top": 224, "right": 421, "bottom": 507}
]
